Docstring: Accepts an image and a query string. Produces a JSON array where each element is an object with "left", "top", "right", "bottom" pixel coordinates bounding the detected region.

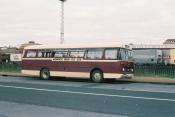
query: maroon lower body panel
[{"left": 22, "top": 59, "right": 125, "bottom": 74}]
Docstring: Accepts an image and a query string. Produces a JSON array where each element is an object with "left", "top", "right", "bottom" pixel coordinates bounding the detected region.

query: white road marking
[
  {"left": 0, "top": 84, "right": 175, "bottom": 102},
  {"left": 121, "top": 88, "right": 175, "bottom": 94},
  {"left": 93, "top": 87, "right": 175, "bottom": 94},
  {"left": 0, "top": 77, "right": 175, "bottom": 94}
]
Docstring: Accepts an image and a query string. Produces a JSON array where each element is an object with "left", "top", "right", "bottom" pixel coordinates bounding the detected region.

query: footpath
[{"left": 0, "top": 72, "right": 175, "bottom": 84}]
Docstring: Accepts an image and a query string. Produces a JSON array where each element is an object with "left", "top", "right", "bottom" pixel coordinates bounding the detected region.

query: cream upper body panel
[{"left": 24, "top": 43, "right": 128, "bottom": 50}]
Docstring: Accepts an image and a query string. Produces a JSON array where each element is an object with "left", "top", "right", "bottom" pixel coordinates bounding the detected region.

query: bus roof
[{"left": 24, "top": 43, "right": 128, "bottom": 50}]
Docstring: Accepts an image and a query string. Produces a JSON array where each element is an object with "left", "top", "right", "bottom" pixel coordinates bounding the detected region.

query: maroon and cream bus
[{"left": 22, "top": 44, "right": 134, "bottom": 82}]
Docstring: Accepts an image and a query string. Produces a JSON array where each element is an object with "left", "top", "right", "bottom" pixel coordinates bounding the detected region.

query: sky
[{"left": 0, "top": 0, "right": 175, "bottom": 46}]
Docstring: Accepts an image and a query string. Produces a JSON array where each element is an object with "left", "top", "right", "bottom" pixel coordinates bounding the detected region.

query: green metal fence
[
  {"left": 134, "top": 64, "right": 175, "bottom": 78},
  {"left": 0, "top": 63, "right": 21, "bottom": 73}
]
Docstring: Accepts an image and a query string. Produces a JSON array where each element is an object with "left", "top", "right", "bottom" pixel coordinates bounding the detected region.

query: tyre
[
  {"left": 40, "top": 68, "right": 50, "bottom": 80},
  {"left": 91, "top": 70, "right": 103, "bottom": 83}
]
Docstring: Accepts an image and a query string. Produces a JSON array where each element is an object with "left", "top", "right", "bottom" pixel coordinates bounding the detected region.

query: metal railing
[
  {"left": 0, "top": 62, "right": 21, "bottom": 73},
  {"left": 134, "top": 64, "right": 175, "bottom": 78}
]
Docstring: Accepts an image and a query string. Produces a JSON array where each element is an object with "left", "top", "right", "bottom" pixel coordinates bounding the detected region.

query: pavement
[
  {"left": 0, "top": 101, "right": 124, "bottom": 117},
  {"left": 0, "top": 72, "right": 175, "bottom": 84},
  {"left": 0, "top": 72, "right": 28, "bottom": 77}
]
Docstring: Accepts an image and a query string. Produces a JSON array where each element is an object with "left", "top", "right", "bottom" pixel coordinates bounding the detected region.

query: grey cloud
[{"left": 0, "top": 0, "right": 175, "bottom": 46}]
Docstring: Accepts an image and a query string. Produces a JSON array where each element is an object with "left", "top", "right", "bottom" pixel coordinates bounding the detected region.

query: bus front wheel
[
  {"left": 40, "top": 68, "right": 50, "bottom": 80},
  {"left": 91, "top": 70, "right": 103, "bottom": 83}
]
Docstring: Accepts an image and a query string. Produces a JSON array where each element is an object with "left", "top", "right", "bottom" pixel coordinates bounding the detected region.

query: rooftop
[
  {"left": 24, "top": 43, "right": 127, "bottom": 50},
  {"left": 163, "top": 39, "right": 175, "bottom": 44},
  {"left": 132, "top": 44, "right": 175, "bottom": 49}
]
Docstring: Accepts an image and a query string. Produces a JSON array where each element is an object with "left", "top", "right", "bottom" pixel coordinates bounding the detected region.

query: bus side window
[
  {"left": 54, "top": 52, "right": 62, "bottom": 58},
  {"left": 62, "top": 52, "right": 68, "bottom": 57},
  {"left": 26, "top": 50, "right": 37, "bottom": 58},
  {"left": 46, "top": 52, "right": 51, "bottom": 58},
  {"left": 37, "top": 50, "right": 53, "bottom": 58},
  {"left": 69, "top": 49, "right": 85, "bottom": 58},
  {"left": 42, "top": 52, "right": 45, "bottom": 57},
  {"left": 53, "top": 49, "right": 68, "bottom": 58},
  {"left": 105, "top": 48, "right": 118, "bottom": 60},
  {"left": 51, "top": 52, "right": 55, "bottom": 58},
  {"left": 85, "top": 48, "right": 103, "bottom": 60},
  {"left": 38, "top": 50, "right": 45, "bottom": 58}
]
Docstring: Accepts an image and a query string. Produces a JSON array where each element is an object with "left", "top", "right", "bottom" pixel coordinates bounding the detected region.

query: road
[{"left": 0, "top": 76, "right": 175, "bottom": 117}]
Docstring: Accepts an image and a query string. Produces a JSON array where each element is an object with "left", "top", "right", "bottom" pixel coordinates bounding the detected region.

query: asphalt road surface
[{"left": 0, "top": 76, "right": 175, "bottom": 117}]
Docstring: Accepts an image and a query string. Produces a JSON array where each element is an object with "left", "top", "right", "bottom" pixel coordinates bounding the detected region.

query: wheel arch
[{"left": 40, "top": 67, "right": 49, "bottom": 71}]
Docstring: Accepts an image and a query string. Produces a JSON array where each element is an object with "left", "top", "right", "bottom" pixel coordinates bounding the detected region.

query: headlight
[{"left": 122, "top": 68, "right": 125, "bottom": 72}]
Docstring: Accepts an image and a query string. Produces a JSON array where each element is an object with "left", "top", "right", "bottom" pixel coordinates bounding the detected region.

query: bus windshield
[{"left": 119, "top": 48, "right": 130, "bottom": 60}]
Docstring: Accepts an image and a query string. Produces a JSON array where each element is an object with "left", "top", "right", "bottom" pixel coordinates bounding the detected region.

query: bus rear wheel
[
  {"left": 91, "top": 70, "right": 103, "bottom": 83},
  {"left": 40, "top": 68, "right": 50, "bottom": 80}
]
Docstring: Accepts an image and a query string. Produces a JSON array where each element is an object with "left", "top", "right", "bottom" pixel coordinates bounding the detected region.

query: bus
[{"left": 22, "top": 44, "right": 134, "bottom": 82}]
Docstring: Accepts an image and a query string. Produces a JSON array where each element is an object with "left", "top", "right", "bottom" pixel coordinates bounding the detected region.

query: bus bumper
[
  {"left": 104, "top": 73, "right": 134, "bottom": 79},
  {"left": 120, "top": 74, "right": 134, "bottom": 79}
]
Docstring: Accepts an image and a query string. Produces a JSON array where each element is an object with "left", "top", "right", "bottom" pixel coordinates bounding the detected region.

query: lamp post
[{"left": 59, "top": 0, "right": 66, "bottom": 44}]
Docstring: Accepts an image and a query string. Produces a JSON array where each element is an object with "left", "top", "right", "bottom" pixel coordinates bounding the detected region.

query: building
[
  {"left": 163, "top": 39, "right": 175, "bottom": 44},
  {"left": 131, "top": 44, "right": 175, "bottom": 65},
  {"left": 0, "top": 47, "right": 20, "bottom": 54},
  {"left": 131, "top": 45, "right": 163, "bottom": 64},
  {"left": 0, "top": 47, "right": 20, "bottom": 63},
  {"left": 132, "top": 49, "right": 162, "bottom": 64},
  {"left": 0, "top": 41, "right": 41, "bottom": 63}
]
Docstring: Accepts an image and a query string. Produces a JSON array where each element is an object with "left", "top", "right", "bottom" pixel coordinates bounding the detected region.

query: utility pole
[{"left": 59, "top": 0, "right": 66, "bottom": 44}]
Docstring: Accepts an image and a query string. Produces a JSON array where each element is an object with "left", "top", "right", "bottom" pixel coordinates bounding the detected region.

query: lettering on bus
[{"left": 52, "top": 57, "right": 83, "bottom": 61}]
